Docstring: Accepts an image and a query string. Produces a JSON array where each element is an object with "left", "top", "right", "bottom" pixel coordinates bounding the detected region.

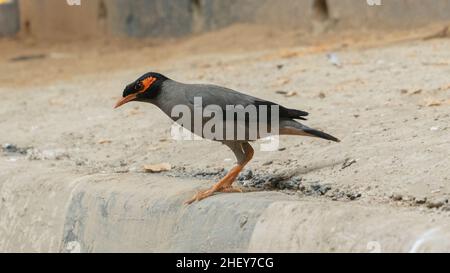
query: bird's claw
[
  {"left": 219, "top": 186, "right": 243, "bottom": 193},
  {"left": 184, "top": 186, "right": 243, "bottom": 205},
  {"left": 184, "top": 189, "right": 213, "bottom": 205}
]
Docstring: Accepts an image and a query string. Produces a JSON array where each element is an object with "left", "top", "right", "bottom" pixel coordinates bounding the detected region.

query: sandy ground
[{"left": 1, "top": 24, "right": 450, "bottom": 229}]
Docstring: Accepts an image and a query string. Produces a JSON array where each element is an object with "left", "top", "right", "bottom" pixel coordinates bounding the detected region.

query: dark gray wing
[{"left": 184, "top": 84, "right": 308, "bottom": 120}]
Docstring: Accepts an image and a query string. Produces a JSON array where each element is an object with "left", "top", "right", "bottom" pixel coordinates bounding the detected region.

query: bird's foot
[
  {"left": 219, "top": 186, "right": 243, "bottom": 193},
  {"left": 184, "top": 186, "right": 242, "bottom": 205},
  {"left": 184, "top": 188, "right": 214, "bottom": 205}
]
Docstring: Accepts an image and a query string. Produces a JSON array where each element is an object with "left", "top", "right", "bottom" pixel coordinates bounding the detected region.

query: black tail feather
[
  {"left": 303, "top": 128, "right": 340, "bottom": 142},
  {"left": 254, "top": 100, "right": 309, "bottom": 120},
  {"left": 286, "top": 108, "right": 309, "bottom": 120}
]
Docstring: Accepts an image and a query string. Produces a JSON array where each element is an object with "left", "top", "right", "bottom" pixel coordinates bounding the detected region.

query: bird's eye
[{"left": 135, "top": 82, "right": 143, "bottom": 90}]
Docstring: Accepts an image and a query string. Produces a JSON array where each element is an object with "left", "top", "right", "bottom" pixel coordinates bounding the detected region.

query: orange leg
[{"left": 185, "top": 142, "right": 254, "bottom": 205}]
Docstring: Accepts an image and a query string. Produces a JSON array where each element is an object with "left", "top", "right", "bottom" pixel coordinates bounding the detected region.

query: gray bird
[{"left": 115, "top": 72, "right": 339, "bottom": 204}]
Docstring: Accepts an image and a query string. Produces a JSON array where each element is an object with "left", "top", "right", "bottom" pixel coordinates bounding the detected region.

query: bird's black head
[{"left": 115, "top": 72, "right": 169, "bottom": 108}]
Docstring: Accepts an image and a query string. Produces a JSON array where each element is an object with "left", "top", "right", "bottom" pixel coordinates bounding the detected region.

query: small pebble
[
  {"left": 415, "top": 196, "right": 427, "bottom": 204},
  {"left": 426, "top": 198, "right": 448, "bottom": 209},
  {"left": 262, "top": 161, "right": 273, "bottom": 166},
  {"left": 391, "top": 194, "right": 403, "bottom": 201}
]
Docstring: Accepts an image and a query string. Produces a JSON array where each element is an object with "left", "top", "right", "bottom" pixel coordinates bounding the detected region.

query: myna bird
[{"left": 115, "top": 72, "right": 339, "bottom": 204}]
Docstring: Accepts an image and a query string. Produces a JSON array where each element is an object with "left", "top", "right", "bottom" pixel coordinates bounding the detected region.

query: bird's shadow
[{"left": 241, "top": 158, "right": 347, "bottom": 193}]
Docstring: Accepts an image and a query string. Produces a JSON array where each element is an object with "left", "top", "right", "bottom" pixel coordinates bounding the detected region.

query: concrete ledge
[{"left": 1, "top": 161, "right": 450, "bottom": 252}]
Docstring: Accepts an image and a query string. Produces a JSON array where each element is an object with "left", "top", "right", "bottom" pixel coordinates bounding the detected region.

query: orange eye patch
[{"left": 138, "top": 77, "right": 157, "bottom": 93}]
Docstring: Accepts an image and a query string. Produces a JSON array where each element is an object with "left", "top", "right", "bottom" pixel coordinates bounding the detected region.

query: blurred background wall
[
  {"left": 1, "top": 0, "right": 450, "bottom": 39},
  {"left": 0, "top": 0, "right": 20, "bottom": 36}
]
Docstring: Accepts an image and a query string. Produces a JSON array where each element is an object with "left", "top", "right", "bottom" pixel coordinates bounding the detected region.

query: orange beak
[
  {"left": 114, "top": 77, "right": 157, "bottom": 109},
  {"left": 114, "top": 94, "right": 137, "bottom": 109}
]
